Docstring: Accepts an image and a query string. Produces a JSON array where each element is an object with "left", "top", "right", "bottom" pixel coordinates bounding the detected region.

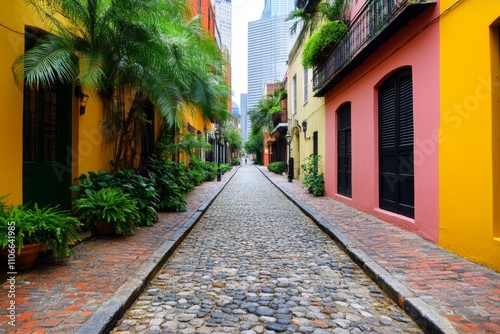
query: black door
[
  {"left": 22, "top": 28, "right": 72, "bottom": 209},
  {"left": 379, "top": 69, "right": 414, "bottom": 218},
  {"left": 338, "top": 103, "right": 351, "bottom": 198}
]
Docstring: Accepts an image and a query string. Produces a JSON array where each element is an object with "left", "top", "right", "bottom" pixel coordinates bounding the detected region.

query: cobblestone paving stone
[{"left": 112, "top": 166, "right": 423, "bottom": 334}]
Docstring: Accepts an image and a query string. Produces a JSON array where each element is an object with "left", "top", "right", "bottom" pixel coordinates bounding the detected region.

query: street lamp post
[
  {"left": 215, "top": 127, "right": 221, "bottom": 181},
  {"left": 286, "top": 131, "right": 293, "bottom": 182}
]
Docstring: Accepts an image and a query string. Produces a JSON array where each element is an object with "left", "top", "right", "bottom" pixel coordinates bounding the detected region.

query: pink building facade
[{"left": 318, "top": 1, "right": 440, "bottom": 242}]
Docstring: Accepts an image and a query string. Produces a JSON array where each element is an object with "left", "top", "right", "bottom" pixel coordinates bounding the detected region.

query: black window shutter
[
  {"left": 338, "top": 103, "right": 352, "bottom": 197},
  {"left": 313, "top": 131, "right": 318, "bottom": 156},
  {"left": 379, "top": 70, "right": 414, "bottom": 218}
]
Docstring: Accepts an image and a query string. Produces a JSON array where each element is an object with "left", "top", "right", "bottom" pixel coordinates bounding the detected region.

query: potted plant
[
  {"left": 0, "top": 196, "right": 83, "bottom": 270},
  {"left": 302, "top": 20, "right": 348, "bottom": 68},
  {"left": 73, "top": 187, "right": 140, "bottom": 235}
]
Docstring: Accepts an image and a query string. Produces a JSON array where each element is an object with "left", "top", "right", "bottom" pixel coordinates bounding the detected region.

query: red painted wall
[{"left": 324, "top": 5, "right": 440, "bottom": 242}]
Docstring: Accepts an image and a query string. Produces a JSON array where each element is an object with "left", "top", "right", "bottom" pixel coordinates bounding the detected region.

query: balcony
[
  {"left": 313, "top": 0, "right": 436, "bottom": 96},
  {"left": 272, "top": 109, "right": 288, "bottom": 134},
  {"left": 295, "top": 0, "right": 321, "bottom": 13}
]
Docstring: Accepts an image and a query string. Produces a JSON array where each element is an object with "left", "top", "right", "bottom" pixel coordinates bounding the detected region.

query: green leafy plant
[
  {"left": 158, "top": 132, "right": 213, "bottom": 165},
  {"left": 73, "top": 187, "right": 140, "bottom": 235},
  {"left": 71, "top": 168, "right": 159, "bottom": 227},
  {"left": 220, "top": 163, "right": 232, "bottom": 174},
  {"left": 231, "top": 157, "right": 241, "bottom": 166},
  {"left": 146, "top": 157, "right": 188, "bottom": 212},
  {"left": 268, "top": 161, "right": 287, "bottom": 174},
  {"left": 302, "top": 21, "right": 348, "bottom": 68},
  {"left": 111, "top": 168, "right": 159, "bottom": 227},
  {"left": 301, "top": 154, "right": 325, "bottom": 197},
  {"left": 190, "top": 158, "right": 217, "bottom": 182},
  {"left": 70, "top": 170, "right": 114, "bottom": 197},
  {"left": 173, "top": 163, "right": 196, "bottom": 194},
  {"left": 0, "top": 197, "right": 82, "bottom": 260}
]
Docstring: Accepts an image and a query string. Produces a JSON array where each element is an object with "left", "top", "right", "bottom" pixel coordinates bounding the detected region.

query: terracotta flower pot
[
  {"left": 1, "top": 242, "right": 45, "bottom": 270},
  {"left": 95, "top": 221, "right": 115, "bottom": 235}
]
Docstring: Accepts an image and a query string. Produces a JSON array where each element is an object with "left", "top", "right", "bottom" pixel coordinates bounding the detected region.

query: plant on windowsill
[
  {"left": 73, "top": 187, "right": 140, "bottom": 236},
  {"left": 0, "top": 195, "right": 83, "bottom": 270}
]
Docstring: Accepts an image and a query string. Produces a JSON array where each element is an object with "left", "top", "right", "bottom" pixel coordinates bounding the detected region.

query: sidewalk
[
  {"left": 0, "top": 167, "right": 238, "bottom": 334},
  {"left": 258, "top": 166, "right": 500, "bottom": 334}
]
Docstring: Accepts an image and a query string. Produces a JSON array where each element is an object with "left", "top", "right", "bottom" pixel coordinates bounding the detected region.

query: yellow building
[
  {"left": 287, "top": 33, "right": 326, "bottom": 181},
  {"left": 0, "top": 2, "right": 111, "bottom": 209},
  {"left": 439, "top": 0, "right": 500, "bottom": 270},
  {"left": 0, "top": 2, "right": 225, "bottom": 210}
]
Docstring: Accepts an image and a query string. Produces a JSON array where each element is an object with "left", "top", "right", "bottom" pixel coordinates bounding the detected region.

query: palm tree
[
  {"left": 13, "top": 0, "right": 230, "bottom": 169},
  {"left": 249, "top": 83, "right": 287, "bottom": 136}
]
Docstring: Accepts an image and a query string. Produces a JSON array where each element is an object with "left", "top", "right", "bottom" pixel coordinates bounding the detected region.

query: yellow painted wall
[
  {"left": 73, "top": 96, "right": 112, "bottom": 180},
  {"left": 0, "top": 3, "right": 115, "bottom": 206},
  {"left": 439, "top": 0, "right": 500, "bottom": 270},
  {"left": 0, "top": 3, "right": 44, "bottom": 205},
  {"left": 179, "top": 103, "right": 214, "bottom": 163},
  {"left": 287, "top": 35, "right": 326, "bottom": 181}
]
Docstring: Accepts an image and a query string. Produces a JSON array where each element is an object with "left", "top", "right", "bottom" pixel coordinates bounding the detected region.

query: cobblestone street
[{"left": 112, "top": 165, "right": 423, "bottom": 334}]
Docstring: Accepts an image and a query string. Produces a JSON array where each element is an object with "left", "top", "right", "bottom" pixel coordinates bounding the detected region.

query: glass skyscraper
[
  {"left": 247, "top": 0, "right": 296, "bottom": 121},
  {"left": 261, "top": 0, "right": 296, "bottom": 19}
]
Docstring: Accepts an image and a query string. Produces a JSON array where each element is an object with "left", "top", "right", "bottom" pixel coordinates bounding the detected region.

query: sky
[{"left": 231, "top": 0, "right": 265, "bottom": 107}]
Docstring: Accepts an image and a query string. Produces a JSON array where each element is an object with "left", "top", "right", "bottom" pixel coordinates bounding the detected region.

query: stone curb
[
  {"left": 257, "top": 166, "right": 458, "bottom": 334},
  {"left": 76, "top": 167, "right": 239, "bottom": 334}
]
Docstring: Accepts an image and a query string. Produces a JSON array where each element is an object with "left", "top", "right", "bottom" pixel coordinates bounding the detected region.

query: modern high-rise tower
[
  {"left": 261, "top": 0, "right": 295, "bottom": 19},
  {"left": 247, "top": 0, "right": 296, "bottom": 119},
  {"left": 240, "top": 94, "right": 248, "bottom": 141},
  {"left": 212, "top": 0, "right": 232, "bottom": 56}
]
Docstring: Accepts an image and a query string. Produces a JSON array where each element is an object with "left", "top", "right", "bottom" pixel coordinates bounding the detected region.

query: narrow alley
[{"left": 112, "top": 165, "right": 423, "bottom": 333}]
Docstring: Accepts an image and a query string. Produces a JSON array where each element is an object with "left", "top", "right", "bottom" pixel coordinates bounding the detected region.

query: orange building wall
[{"left": 188, "top": 0, "right": 216, "bottom": 35}]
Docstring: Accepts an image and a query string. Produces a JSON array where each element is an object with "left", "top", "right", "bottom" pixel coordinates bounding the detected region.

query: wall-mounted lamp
[
  {"left": 285, "top": 131, "right": 292, "bottom": 145},
  {"left": 74, "top": 85, "right": 89, "bottom": 115},
  {"left": 302, "top": 119, "right": 308, "bottom": 139}
]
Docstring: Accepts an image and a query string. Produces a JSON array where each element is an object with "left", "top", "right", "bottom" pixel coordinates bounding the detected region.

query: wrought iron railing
[
  {"left": 273, "top": 110, "right": 288, "bottom": 129},
  {"left": 313, "top": 0, "right": 435, "bottom": 93}
]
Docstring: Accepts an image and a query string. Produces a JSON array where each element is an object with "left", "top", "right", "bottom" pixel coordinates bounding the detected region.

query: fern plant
[
  {"left": 0, "top": 198, "right": 82, "bottom": 260},
  {"left": 73, "top": 187, "right": 140, "bottom": 235}
]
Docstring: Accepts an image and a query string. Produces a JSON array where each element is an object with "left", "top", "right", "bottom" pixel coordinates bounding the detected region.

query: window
[
  {"left": 292, "top": 74, "right": 297, "bottom": 115},
  {"left": 313, "top": 131, "right": 318, "bottom": 156},
  {"left": 337, "top": 103, "right": 351, "bottom": 198},
  {"left": 379, "top": 69, "right": 414, "bottom": 218},
  {"left": 303, "top": 67, "right": 309, "bottom": 104}
]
